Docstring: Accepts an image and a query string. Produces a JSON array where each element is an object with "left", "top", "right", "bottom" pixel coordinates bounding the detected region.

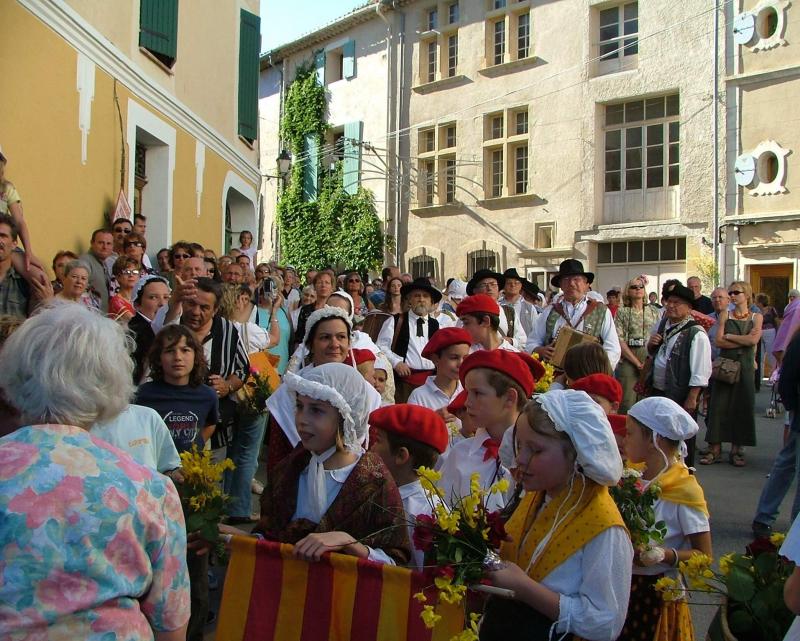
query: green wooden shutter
[
  {"left": 343, "top": 121, "right": 363, "bottom": 195},
  {"left": 342, "top": 40, "right": 356, "bottom": 79},
  {"left": 238, "top": 9, "right": 261, "bottom": 142},
  {"left": 139, "top": 0, "right": 178, "bottom": 63},
  {"left": 315, "top": 51, "right": 326, "bottom": 85},
  {"left": 303, "top": 135, "right": 319, "bottom": 201}
]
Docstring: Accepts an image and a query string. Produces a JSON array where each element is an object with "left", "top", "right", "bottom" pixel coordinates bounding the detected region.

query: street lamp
[{"left": 264, "top": 149, "right": 292, "bottom": 181}]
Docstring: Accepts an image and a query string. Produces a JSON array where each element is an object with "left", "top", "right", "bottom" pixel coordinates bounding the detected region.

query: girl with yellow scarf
[
  {"left": 480, "top": 389, "right": 633, "bottom": 641},
  {"left": 618, "top": 396, "right": 711, "bottom": 641}
]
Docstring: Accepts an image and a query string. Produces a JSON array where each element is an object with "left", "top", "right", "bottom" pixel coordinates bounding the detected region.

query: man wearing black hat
[
  {"left": 466, "top": 269, "right": 527, "bottom": 348},
  {"left": 377, "top": 277, "right": 443, "bottom": 403},
  {"left": 644, "top": 281, "right": 712, "bottom": 467},
  {"left": 526, "top": 259, "right": 621, "bottom": 368},
  {"left": 498, "top": 268, "right": 539, "bottom": 338}
]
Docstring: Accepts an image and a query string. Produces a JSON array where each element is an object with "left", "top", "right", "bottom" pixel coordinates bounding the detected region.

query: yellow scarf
[
  {"left": 653, "top": 463, "right": 709, "bottom": 517},
  {"left": 501, "top": 480, "right": 627, "bottom": 582}
]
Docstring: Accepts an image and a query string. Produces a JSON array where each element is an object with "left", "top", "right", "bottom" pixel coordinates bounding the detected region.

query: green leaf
[
  {"left": 754, "top": 552, "right": 777, "bottom": 578},
  {"left": 200, "top": 521, "right": 219, "bottom": 543},
  {"left": 728, "top": 609, "right": 754, "bottom": 635},
  {"left": 726, "top": 566, "right": 756, "bottom": 602},
  {"left": 185, "top": 513, "right": 204, "bottom": 532}
]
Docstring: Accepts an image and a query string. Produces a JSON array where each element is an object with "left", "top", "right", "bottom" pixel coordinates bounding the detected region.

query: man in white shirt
[
  {"left": 498, "top": 268, "right": 539, "bottom": 339},
  {"left": 466, "top": 269, "right": 527, "bottom": 349},
  {"left": 377, "top": 277, "right": 443, "bottom": 403},
  {"left": 526, "top": 259, "right": 621, "bottom": 368}
]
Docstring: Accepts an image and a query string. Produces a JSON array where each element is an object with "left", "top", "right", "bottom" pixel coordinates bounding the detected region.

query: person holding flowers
[
  {"left": 254, "top": 363, "right": 411, "bottom": 565},
  {"left": 619, "top": 396, "right": 711, "bottom": 641},
  {"left": 438, "top": 349, "right": 544, "bottom": 511},
  {"left": 480, "top": 389, "right": 632, "bottom": 641},
  {"left": 369, "top": 404, "right": 450, "bottom": 569}
]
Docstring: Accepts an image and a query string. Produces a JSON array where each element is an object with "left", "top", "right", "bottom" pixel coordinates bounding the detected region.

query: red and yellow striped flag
[{"left": 217, "top": 536, "right": 465, "bottom": 641}]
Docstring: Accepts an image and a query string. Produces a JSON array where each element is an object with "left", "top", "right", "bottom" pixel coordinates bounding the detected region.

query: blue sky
[{"left": 260, "top": 0, "right": 367, "bottom": 52}]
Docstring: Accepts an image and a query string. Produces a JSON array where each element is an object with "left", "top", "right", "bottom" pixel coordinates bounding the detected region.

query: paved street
[{"left": 690, "top": 384, "right": 795, "bottom": 638}]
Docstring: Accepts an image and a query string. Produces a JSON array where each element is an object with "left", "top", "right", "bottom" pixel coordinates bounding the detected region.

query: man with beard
[
  {"left": 377, "top": 277, "right": 442, "bottom": 403},
  {"left": 526, "top": 259, "right": 621, "bottom": 368}
]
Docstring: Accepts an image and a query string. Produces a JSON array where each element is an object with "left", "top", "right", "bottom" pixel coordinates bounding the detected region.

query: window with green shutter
[
  {"left": 303, "top": 135, "right": 319, "bottom": 201},
  {"left": 139, "top": 0, "right": 179, "bottom": 68},
  {"left": 343, "top": 121, "right": 363, "bottom": 195},
  {"left": 238, "top": 9, "right": 261, "bottom": 143}
]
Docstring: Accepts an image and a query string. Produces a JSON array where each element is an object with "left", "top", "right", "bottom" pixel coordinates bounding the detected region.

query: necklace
[{"left": 732, "top": 309, "right": 750, "bottom": 320}]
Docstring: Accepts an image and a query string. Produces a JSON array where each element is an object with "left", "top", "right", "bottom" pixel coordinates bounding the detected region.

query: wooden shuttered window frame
[
  {"left": 342, "top": 40, "right": 356, "bottom": 79},
  {"left": 343, "top": 121, "right": 363, "bottom": 195},
  {"left": 315, "top": 51, "right": 326, "bottom": 85},
  {"left": 139, "top": 0, "right": 179, "bottom": 68},
  {"left": 238, "top": 9, "right": 261, "bottom": 143},
  {"left": 303, "top": 134, "right": 319, "bottom": 201}
]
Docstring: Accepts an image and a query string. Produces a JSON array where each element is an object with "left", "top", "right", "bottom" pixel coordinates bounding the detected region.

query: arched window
[
  {"left": 409, "top": 254, "right": 437, "bottom": 280},
  {"left": 467, "top": 249, "right": 498, "bottom": 275}
]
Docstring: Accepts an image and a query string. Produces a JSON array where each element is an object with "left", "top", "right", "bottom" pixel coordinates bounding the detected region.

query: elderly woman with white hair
[
  {"left": 0, "top": 303, "right": 190, "bottom": 640},
  {"left": 480, "top": 389, "right": 633, "bottom": 641}
]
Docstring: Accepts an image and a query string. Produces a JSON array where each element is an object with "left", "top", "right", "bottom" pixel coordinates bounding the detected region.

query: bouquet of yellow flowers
[
  {"left": 412, "top": 467, "right": 510, "bottom": 641},
  {"left": 609, "top": 467, "right": 666, "bottom": 552},
  {"left": 178, "top": 445, "right": 235, "bottom": 546},
  {"left": 654, "top": 535, "right": 795, "bottom": 641},
  {"left": 236, "top": 366, "right": 274, "bottom": 418},
  {"left": 531, "top": 352, "right": 555, "bottom": 393}
]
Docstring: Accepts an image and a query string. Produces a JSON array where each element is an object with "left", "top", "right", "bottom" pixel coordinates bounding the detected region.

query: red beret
[
  {"left": 447, "top": 389, "right": 467, "bottom": 414},
  {"left": 421, "top": 327, "right": 473, "bottom": 359},
  {"left": 459, "top": 349, "right": 545, "bottom": 397},
  {"left": 352, "top": 348, "right": 376, "bottom": 365},
  {"left": 607, "top": 413, "right": 627, "bottom": 437},
  {"left": 456, "top": 294, "right": 500, "bottom": 318},
  {"left": 369, "top": 405, "right": 449, "bottom": 454},
  {"left": 571, "top": 374, "right": 622, "bottom": 404}
]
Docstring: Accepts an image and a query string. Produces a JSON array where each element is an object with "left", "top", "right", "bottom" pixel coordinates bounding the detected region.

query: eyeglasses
[
  {"left": 121, "top": 269, "right": 141, "bottom": 276},
  {"left": 628, "top": 285, "right": 644, "bottom": 290},
  {"left": 125, "top": 242, "right": 145, "bottom": 248},
  {"left": 113, "top": 227, "right": 132, "bottom": 234},
  {"left": 728, "top": 290, "right": 744, "bottom": 296},
  {"left": 348, "top": 278, "right": 361, "bottom": 283},
  {"left": 173, "top": 253, "right": 191, "bottom": 260}
]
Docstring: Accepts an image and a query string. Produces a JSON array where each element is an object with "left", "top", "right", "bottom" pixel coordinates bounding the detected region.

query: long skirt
[
  {"left": 480, "top": 595, "right": 572, "bottom": 641},
  {"left": 617, "top": 574, "right": 694, "bottom": 641},
  {"left": 616, "top": 346, "right": 648, "bottom": 414}
]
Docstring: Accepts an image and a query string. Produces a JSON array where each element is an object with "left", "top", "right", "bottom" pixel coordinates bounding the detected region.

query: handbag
[{"left": 711, "top": 356, "right": 741, "bottom": 384}]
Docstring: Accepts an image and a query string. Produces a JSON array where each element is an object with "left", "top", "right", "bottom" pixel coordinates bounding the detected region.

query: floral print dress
[{"left": 0, "top": 424, "right": 190, "bottom": 639}]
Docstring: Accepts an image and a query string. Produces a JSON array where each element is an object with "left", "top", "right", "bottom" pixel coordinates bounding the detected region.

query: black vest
[{"left": 392, "top": 312, "right": 439, "bottom": 360}]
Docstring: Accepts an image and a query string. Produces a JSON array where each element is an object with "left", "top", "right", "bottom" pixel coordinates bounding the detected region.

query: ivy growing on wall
[{"left": 276, "top": 65, "right": 386, "bottom": 274}]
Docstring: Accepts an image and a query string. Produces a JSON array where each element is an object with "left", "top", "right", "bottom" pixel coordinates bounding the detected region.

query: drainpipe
[
  {"left": 376, "top": 1, "right": 394, "bottom": 266},
  {"left": 396, "top": 9, "right": 406, "bottom": 270},
  {"left": 712, "top": 0, "right": 720, "bottom": 284}
]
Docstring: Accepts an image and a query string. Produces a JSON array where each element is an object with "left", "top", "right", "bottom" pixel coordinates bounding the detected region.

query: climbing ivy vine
[{"left": 276, "top": 65, "right": 386, "bottom": 274}]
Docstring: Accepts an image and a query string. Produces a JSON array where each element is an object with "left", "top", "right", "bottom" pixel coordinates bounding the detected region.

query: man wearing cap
[
  {"left": 525, "top": 259, "right": 621, "bottom": 368},
  {"left": 456, "top": 294, "right": 521, "bottom": 353},
  {"left": 377, "top": 277, "right": 442, "bottom": 403},
  {"left": 499, "top": 268, "right": 539, "bottom": 339},
  {"left": 467, "top": 269, "right": 527, "bottom": 348},
  {"left": 645, "top": 282, "right": 711, "bottom": 467}
]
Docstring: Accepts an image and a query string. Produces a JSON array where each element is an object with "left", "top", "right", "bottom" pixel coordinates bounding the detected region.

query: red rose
[
  {"left": 746, "top": 537, "right": 777, "bottom": 558},
  {"left": 435, "top": 565, "right": 455, "bottom": 580},
  {"left": 413, "top": 514, "right": 437, "bottom": 552},
  {"left": 486, "top": 511, "right": 508, "bottom": 548}
]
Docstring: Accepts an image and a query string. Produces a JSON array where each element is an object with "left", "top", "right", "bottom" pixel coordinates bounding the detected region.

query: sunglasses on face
[
  {"left": 125, "top": 242, "right": 145, "bottom": 248},
  {"left": 113, "top": 227, "right": 132, "bottom": 234},
  {"left": 173, "top": 253, "right": 191, "bottom": 260},
  {"left": 121, "top": 269, "right": 141, "bottom": 276},
  {"left": 629, "top": 285, "right": 644, "bottom": 290},
  {"left": 728, "top": 290, "right": 744, "bottom": 296},
  {"left": 348, "top": 278, "right": 361, "bottom": 283}
]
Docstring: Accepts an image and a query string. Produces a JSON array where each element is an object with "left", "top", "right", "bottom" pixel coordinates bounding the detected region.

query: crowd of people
[{"left": 1, "top": 206, "right": 800, "bottom": 641}]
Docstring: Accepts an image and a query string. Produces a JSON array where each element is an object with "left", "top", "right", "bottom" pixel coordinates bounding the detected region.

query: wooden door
[{"left": 749, "top": 264, "right": 793, "bottom": 314}]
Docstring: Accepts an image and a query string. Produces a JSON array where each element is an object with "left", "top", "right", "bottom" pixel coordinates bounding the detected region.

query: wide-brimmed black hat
[
  {"left": 550, "top": 259, "right": 594, "bottom": 288},
  {"left": 503, "top": 268, "right": 526, "bottom": 282},
  {"left": 400, "top": 277, "right": 442, "bottom": 303},
  {"left": 466, "top": 269, "right": 506, "bottom": 295},
  {"left": 522, "top": 279, "right": 541, "bottom": 299},
  {"left": 662, "top": 283, "right": 695, "bottom": 308}
]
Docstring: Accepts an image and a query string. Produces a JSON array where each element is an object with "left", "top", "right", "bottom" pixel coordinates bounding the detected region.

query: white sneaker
[{"left": 251, "top": 479, "right": 264, "bottom": 495}]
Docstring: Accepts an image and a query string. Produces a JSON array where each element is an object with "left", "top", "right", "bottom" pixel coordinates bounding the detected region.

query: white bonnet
[
  {"left": 304, "top": 305, "right": 353, "bottom": 347},
  {"left": 327, "top": 290, "right": 355, "bottom": 321},
  {"left": 283, "top": 362, "right": 371, "bottom": 452},
  {"left": 447, "top": 279, "right": 468, "bottom": 301},
  {"left": 628, "top": 396, "right": 699, "bottom": 442},
  {"left": 535, "top": 389, "right": 623, "bottom": 486}
]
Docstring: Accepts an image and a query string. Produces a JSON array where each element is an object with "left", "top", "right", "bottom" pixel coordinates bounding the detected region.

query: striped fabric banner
[{"left": 216, "top": 537, "right": 464, "bottom": 641}]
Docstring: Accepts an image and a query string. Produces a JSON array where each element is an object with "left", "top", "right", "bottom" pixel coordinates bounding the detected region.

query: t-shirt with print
[{"left": 136, "top": 380, "right": 219, "bottom": 452}]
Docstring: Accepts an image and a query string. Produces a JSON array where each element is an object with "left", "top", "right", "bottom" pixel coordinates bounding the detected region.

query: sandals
[
  {"left": 730, "top": 450, "right": 746, "bottom": 467},
  {"left": 699, "top": 451, "right": 723, "bottom": 465}
]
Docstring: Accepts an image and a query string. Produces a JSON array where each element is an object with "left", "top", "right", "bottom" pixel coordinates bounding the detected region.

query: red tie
[{"left": 482, "top": 437, "right": 500, "bottom": 462}]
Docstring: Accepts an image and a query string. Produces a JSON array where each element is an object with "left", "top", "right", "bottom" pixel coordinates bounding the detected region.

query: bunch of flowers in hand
[
  {"left": 412, "top": 467, "right": 510, "bottom": 641},
  {"left": 654, "top": 536, "right": 795, "bottom": 641},
  {"left": 609, "top": 467, "right": 667, "bottom": 556},
  {"left": 178, "top": 445, "right": 235, "bottom": 552},
  {"left": 236, "top": 366, "right": 273, "bottom": 417},
  {"left": 531, "top": 352, "right": 555, "bottom": 393}
]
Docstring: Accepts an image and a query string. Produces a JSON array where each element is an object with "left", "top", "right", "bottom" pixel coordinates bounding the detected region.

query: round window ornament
[{"left": 748, "top": 140, "right": 790, "bottom": 196}]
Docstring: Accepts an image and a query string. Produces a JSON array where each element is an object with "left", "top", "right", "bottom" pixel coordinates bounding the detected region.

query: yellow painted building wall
[{"left": 0, "top": 2, "right": 257, "bottom": 274}]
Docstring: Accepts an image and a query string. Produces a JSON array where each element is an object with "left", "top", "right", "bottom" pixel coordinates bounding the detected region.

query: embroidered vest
[
  {"left": 501, "top": 304, "right": 516, "bottom": 339},
  {"left": 652, "top": 317, "right": 702, "bottom": 403},
  {"left": 544, "top": 299, "right": 608, "bottom": 345},
  {"left": 392, "top": 312, "right": 439, "bottom": 360}
]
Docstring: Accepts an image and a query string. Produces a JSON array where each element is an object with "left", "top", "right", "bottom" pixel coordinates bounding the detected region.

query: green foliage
[{"left": 276, "top": 66, "right": 386, "bottom": 273}]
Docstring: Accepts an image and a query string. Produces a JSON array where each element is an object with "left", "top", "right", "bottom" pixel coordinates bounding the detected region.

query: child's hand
[
  {"left": 293, "top": 531, "right": 357, "bottom": 561},
  {"left": 485, "top": 560, "right": 528, "bottom": 595}
]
